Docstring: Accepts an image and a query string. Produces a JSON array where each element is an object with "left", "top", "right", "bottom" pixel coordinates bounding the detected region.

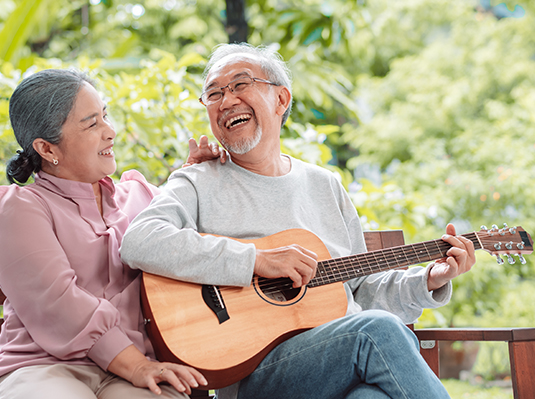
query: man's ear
[
  {"left": 275, "top": 86, "right": 292, "bottom": 117},
  {"left": 32, "top": 138, "right": 59, "bottom": 164}
]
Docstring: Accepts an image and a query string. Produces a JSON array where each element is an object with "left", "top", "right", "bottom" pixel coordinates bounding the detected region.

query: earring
[{"left": 52, "top": 159, "right": 58, "bottom": 166}]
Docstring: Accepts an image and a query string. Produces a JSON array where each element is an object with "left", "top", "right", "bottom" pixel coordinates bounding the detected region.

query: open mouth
[
  {"left": 225, "top": 113, "right": 252, "bottom": 129},
  {"left": 98, "top": 147, "right": 114, "bottom": 156}
]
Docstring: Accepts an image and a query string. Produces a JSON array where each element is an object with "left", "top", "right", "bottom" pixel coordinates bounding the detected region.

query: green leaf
[{"left": 0, "top": 0, "right": 50, "bottom": 62}]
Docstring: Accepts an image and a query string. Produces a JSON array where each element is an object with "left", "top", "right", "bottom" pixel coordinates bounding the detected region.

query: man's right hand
[{"left": 254, "top": 245, "right": 318, "bottom": 288}]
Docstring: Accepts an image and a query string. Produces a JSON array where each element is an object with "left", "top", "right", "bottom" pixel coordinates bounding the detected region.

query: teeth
[
  {"left": 225, "top": 114, "right": 251, "bottom": 129},
  {"left": 99, "top": 149, "right": 114, "bottom": 155}
]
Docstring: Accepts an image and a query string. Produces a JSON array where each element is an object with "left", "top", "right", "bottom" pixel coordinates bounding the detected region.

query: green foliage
[
  {"left": 0, "top": 63, "right": 20, "bottom": 184},
  {"left": 95, "top": 51, "right": 209, "bottom": 185},
  {"left": 441, "top": 378, "right": 512, "bottom": 399},
  {"left": 0, "top": 50, "right": 336, "bottom": 186},
  {"left": 343, "top": 1, "right": 535, "bottom": 328},
  {"left": 0, "top": 0, "right": 50, "bottom": 62},
  {"left": 0, "top": 0, "right": 227, "bottom": 67}
]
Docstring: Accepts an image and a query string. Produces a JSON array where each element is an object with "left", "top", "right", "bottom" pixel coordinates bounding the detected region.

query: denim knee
[{"left": 346, "top": 310, "right": 419, "bottom": 349}]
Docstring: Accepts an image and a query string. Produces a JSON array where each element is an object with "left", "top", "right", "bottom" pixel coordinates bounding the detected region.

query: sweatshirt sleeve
[
  {"left": 331, "top": 175, "right": 452, "bottom": 324},
  {"left": 0, "top": 186, "right": 133, "bottom": 369},
  {"left": 121, "top": 174, "right": 256, "bottom": 287},
  {"left": 345, "top": 265, "right": 452, "bottom": 324}
]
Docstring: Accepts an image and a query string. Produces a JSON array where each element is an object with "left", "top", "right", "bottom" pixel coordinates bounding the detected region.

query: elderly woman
[{"left": 0, "top": 69, "right": 218, "bottom": 398}]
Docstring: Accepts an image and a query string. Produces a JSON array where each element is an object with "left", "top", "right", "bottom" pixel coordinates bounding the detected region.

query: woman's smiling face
[{"left": 50, "top": 82, "right": 117, "bottom": 184}]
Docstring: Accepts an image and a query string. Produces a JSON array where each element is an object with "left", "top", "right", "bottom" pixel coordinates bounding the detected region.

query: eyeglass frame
[{"left": 199, "top": 76, "right": 279, "bottom": 106}]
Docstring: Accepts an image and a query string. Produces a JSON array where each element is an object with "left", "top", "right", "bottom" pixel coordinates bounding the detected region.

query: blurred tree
[
  {"left": 226, "top": 0, "right": 248, "bottom": 43},
  {"left": 343, "top": 1, "right": 535, "bottom": 330}
]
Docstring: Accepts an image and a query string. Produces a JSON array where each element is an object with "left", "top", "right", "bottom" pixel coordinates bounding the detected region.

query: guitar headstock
[{"left": 477, "top": 224, "right": 533, "bottom": 265}]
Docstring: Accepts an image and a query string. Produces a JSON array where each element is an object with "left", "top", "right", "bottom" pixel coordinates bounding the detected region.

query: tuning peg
[
  {"left": 506, "top": 254, "right": 515, "bottom": 265},
  {"left": 517, "top": 242, "right": 525, "bottom": 250},
  {"left": 509, "top": 227, "right": 517, "bottom": 234},
  {"left": 488, "top": 224, "right": 499, "bottom": 236},
  {"left": 481, "top": 225, "right": 488, "bottom": 231},
  {"left": 503, "top": 223, "right": 509, "bottom": 228},
  {"left": 516, "top": 254, "right": 527, "bottom": 265},
  {"left": 495, "top": 255, "right": 505, "bottom": 265}
]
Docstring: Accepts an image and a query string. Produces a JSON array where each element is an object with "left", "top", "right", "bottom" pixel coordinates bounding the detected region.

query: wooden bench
[
  {"left": 1, "top": 230, "right": 534, "bottom": 399},
  {"left": 415, "top": 327, "right": 535, "bottom": 399},
  {"left": 370, "top": 231, "right": 535, "bottom": 399}
]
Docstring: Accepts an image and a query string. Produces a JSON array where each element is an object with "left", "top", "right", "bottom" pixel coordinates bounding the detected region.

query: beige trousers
[{"left": 0, "top": 364, "right": 190, "bottom": 399}]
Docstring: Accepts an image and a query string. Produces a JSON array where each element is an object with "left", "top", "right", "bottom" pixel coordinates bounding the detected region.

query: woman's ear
[
  {"left": 275, "top": 86, "right": 292, "bottom": 117},
  {"left": 32, "top": 138, "right": 59, "bottom": 165}
]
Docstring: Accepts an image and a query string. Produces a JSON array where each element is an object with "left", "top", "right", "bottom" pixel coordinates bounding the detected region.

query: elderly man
[{"left": 121, "top": 43, "right": 475, "bottom": 399}]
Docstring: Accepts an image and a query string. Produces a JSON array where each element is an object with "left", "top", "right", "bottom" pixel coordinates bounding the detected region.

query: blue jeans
[{"left": 237, "top": 310, "right": 449, "bottom": 399}]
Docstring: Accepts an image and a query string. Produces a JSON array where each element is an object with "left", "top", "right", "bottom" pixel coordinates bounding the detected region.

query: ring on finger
[{"left": 159, "top": 368, "right": 166, "bottom": 377}]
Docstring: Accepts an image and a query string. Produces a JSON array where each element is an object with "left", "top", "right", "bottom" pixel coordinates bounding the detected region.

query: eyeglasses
[{"left": 199, "top": 76, "right": 279, "bottom": 106}]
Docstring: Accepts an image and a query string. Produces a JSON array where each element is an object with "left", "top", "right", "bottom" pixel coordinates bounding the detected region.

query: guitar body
[{"left": 141, "top": 229, "right": 349, "bottom": 390}]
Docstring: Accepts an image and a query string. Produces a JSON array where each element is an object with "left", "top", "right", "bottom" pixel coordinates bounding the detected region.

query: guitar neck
[{"left": 308, "top": 232, "right": 482, "bottom": 288}]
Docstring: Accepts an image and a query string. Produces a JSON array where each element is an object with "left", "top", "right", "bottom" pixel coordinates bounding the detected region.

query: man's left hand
[
  {"left": 183, "top": 135, "right": 227, "bottom": 167},
  {"left": 427, "top": 223, "right": 476, "bottom": 291}
]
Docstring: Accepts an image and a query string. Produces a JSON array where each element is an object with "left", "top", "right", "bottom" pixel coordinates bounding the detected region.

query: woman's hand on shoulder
[{"left": 183, "top": 135, "right": 227, "bottom": 168}]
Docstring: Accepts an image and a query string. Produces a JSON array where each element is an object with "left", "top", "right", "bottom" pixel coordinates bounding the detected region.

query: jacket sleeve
[{"left": 345, "top": 265, "right": 452, "bottom": 324}]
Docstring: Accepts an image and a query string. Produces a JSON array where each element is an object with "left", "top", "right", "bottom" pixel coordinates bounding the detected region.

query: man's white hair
[{"left": 203, "top": 43, "right": 293, "bottom": 126}]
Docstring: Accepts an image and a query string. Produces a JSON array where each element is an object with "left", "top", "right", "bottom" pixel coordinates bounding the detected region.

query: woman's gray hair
[
  {"left": 6, "top": 69, "right": 95, "bottom": 185},
  {"left": 203, "top": 43, "right": 293, "bottom": 126}
]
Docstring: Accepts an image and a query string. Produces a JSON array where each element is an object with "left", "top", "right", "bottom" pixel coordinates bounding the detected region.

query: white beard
[{"left": 221, "top": 125, "right": 262, "bottom": 155}]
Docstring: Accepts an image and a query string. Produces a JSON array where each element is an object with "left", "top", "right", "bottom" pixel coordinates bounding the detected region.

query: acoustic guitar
[{"left": 141, "top": 226, "right": 533, "bottom": 389}]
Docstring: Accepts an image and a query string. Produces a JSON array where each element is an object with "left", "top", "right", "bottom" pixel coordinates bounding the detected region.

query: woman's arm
[{"left": 0, "top": 186, "right": 131, "bottom": 368}]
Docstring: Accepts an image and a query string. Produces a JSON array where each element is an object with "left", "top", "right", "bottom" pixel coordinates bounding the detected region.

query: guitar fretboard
[{"left": 308, "top": 232, "right": 482, "bottom": 288}]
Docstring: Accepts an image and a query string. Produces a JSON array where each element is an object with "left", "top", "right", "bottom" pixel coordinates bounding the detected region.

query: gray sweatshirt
[{"left": 121, "top": 156, "right": 451, "bottom": 398}]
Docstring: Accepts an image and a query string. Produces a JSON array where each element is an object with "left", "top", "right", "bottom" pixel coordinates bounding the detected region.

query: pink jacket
[{"left": 0, "top": 170, "right": 159, "bottom": 376}]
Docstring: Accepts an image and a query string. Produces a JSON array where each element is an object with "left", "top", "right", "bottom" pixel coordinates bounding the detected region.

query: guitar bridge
[{"left": 201, "top": 285, "right": 230, "bottom": 324}]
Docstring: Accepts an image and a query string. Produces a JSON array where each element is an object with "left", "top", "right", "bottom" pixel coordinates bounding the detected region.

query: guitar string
[
  {"left": 256, "top": 234, "right": 474, "bottom": 292},
  {"left": 245, "top": 233, "right": 521, "bottom": 294},
  {"left": 254, "top": 241, "right": 449, "bottom": 293},
  {"left": 253, "top": 234, "right": 505, "bottom": 294},
  {"left": 217, "top": 233, "right": 522, "bottom": 294}
]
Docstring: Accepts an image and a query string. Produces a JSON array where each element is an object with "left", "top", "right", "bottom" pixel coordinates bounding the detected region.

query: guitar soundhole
[{"left": 254, "top": 277, "right": 305, "bottom": 305}]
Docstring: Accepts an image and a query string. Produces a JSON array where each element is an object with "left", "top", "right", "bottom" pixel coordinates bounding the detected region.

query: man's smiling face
[{"left": 203, "top": 54, "right": 283, "bottom": 156}]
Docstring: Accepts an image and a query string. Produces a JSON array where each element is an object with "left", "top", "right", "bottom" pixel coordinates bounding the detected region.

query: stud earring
[{"left": 52, "top": 159, "right": 58, "bottom": 166}]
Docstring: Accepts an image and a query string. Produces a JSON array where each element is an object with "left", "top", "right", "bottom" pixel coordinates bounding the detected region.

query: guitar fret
[
  {"left": 370, "top": 251, "right": 381, "bottom": 272},
  {"left": 390, "top": 247, "right": 403, "bottom": 269},
  {"left": 399, "top": 246, "right": 411, "bottom": 267},
  {"left": 433, "top": 240, "right": 445, "bottom": 258},
  {"left": 412, "top": 243, "right": 424, "bottom": 263}
]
